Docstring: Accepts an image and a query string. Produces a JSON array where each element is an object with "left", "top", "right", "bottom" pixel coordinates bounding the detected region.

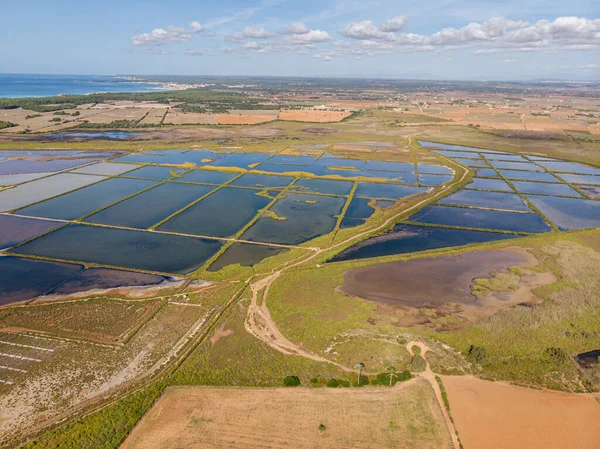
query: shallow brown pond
[{"left": 341, "top": 249, "right": 528, "bottom": 308}]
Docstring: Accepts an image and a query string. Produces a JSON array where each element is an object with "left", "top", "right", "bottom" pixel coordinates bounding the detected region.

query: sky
[{"left": 1, "top": 0, "right": 599, "bottom": 80}]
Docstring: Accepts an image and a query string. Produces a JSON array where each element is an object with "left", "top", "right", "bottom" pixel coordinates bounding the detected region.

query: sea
[{"left": 0, "top": 74, "right": 165, "bottom": 98}]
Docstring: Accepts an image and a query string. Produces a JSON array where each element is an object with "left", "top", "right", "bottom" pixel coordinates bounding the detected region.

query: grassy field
[{"left": 266, "top": 229, "right": 600, "bottom": 391}]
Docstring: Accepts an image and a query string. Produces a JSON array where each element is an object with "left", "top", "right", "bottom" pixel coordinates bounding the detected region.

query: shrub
[
  {"left": 338, "top": 380, "right": 350, "bottom": 388},
  {"left": 376, "top": 370, "right": 412, "bottom": 386},
  {"left": 412, "top": 345, "right": 421, "bottom": 356},
  {"left": 468, "top": 345, "right": 488, "bottom": 364},
  {"left": 310, "top": 377, "right": 319, "bottom": 384},
  {"left": 353, "top": 375, "right": 369, "bottom": 387},
  {"left": 546, "top": 347, "right": 568, "bottom": 363},
  {"left": 410, "top": 354, "right": 427, "bottom": 372},
  {"left": 0, "top": 121, "right": 16, "bottom": 129},
  {"left": 283, "top": 375, "right": 300, "bottom": 387},
  {"left": 318, "top": 424, "right": 327, "bottom": 432},
  {"left": 398, "top": 370, "right": 412, "bottom": 381},
  {"left": 326, "top": 378, "right": 339, "bottom": 388}
]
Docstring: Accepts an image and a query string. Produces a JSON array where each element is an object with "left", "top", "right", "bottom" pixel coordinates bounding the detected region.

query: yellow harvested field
[
  {"left": 279, "top": 110, "right": 352, "bottom": 122},
  {"left": 138, "top": 108, "right": 168, "bottom": 125},
  {"left": 121, "top": 381, "right": 452, "bottom": 449},
  {"left": 216, "top": 114, "right": 277, "bottom": 125},
  {"left": 83, "top": 108, "right": 152, "bottom": 124},
  {"left": 327, "top": 100, "right": 379, "bottom": 108},
  {"left": 443, "top": 376, "right": 600, "bottom": 449},
  {"left": 228, "top": 109, "right": 280, "bottom": 116},
  {"left": 91, "top": 100, "right": 170, "bottom": 109},
  {"left": 164, "top": 111, "right": 218, "bottom": 125}
]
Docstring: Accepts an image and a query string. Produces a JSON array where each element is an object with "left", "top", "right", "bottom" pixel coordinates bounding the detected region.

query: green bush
[
  {"left": 338, "top": 380, "right": 350, "bottom": 388},
  {"left": 410, "top": 354, "right": 427, "bottom": 372},
  {"left": 468, "top": 345, "right": 488, "bottom": 364},
  {"left": 326, "top": 378, "right": 339, "bottom": 388},
  {"left": 545, "top": 347, "right": 568, "bottom": 363},
  {"left": 283, "top": 375, "right": 300, "bottom": 387},
  {"left": 21, "top": 381, "right": 164, "bottom": 449},
  {"left": 376, "top": 370, "right": 412, "bottom": 386},
  {"left": 0, "top": 121, "right": 16, "bottom": 129},
  {"left": 398, "top": 370, "right": 412, "bottom": 381}
]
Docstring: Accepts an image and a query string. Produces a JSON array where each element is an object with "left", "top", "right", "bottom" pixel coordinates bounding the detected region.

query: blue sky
[{"left": 1, "top": 0, "right": 598, "bottom": 80}]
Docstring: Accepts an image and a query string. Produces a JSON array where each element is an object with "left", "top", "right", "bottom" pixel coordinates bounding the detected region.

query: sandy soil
[
  {"left": 216, "top": 114, "right": 278, "bottom": 125},
  {"left": 209, "top": 322, "right": 234, "bottom": 346},
  {"left": 341, "top": 248, "right": 530, "bottom": 307},
  {"left": 443, "top": 375, "right": 600, "bottom": 449},
  {"left": 279, "top": 110, "right": 352, "bottom": 123},
  {"left": 121, "top": 381, "right": 452, "bottom": 449}
]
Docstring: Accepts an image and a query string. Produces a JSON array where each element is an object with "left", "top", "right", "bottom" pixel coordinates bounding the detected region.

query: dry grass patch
[
  {"left": 163, "top": 111, "right": 218, "bottom": 125},
  {"left": 122, "top": 380, "right": 451, "bottom": 449},
  {"left": 0, "top": 298, "right": 162, "bottom": 344},
  {"left": 280, "top": 110, "right": 352, "bottom": 123}
]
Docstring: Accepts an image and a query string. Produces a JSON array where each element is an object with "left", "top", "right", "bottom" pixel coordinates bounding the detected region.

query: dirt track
[{"left": 243, "top": 143, "right": 468, "bottom": 368}]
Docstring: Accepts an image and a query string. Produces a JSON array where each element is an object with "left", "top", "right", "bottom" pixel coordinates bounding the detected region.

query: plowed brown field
[{"left": 443, "top": 375, "right": 600, "bottom": 449}]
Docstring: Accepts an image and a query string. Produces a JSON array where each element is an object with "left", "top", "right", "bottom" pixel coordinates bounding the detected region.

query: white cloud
[
  {"left": 281, "top": 22, "right": 310, "bottom": 35},
  {"left": 243, "top": 41, "right": 261, "bottom": 49},
  {"left": 380, "top": 16, "right": 408, "bottom": 33},
  {"left": 225, "top": 33, "right": 246, "bottom": 43},
  {"left": 339, "top": 20, "right": 396, "bottom": 41},
  {"left": 339, "top": 15, "right": 410, "bottom": 41},
  {"left": 185, "top": 48, "right": 204, "bottom": 56},
  {"left": 314, "top": 53, "right": 333, "bottom": 61},
  {"left": 430, "top": 18, "right": 528, "bottom": 45},
  {"left": 243, "top": 26, "right": 275, "bottom": 39},
  {"left": 190, "top": 21, "right": 204, "bottom": 33},
  {"left": 471, "top": 49, "right": 500, "bottom": 55},
  {"left": 131, "top": 21, "right": 214, "bottom": 46},
  {"left": 288, "top": 30, "right": 331, "bottom": 43},
  {"left": 334, "top": 15, "right": 600, "bottom": 58},
  {"left": 131, "top": 26, "right": 192, "bottom": 46}
]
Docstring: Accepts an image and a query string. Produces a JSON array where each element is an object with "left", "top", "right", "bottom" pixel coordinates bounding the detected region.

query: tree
[
  {"left": 354, "top": 363, "right": 365, "bottom": 384},
  {"left": 386, "top": 366, "right": 397, "bottom": 386}
]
